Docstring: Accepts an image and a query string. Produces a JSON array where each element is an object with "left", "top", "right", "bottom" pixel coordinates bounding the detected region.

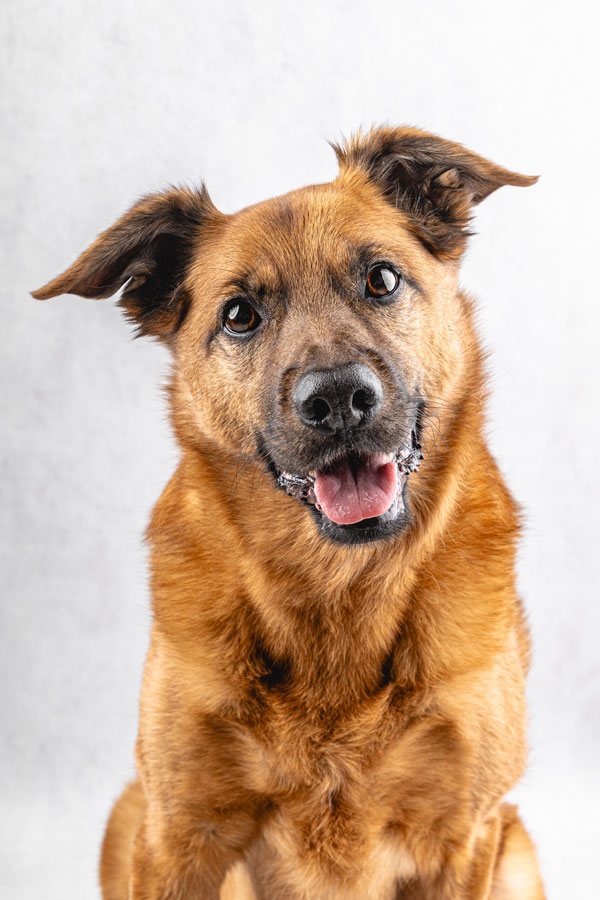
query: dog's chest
[
  {"left": 242, "top": 717, "right": 419, "bottom": 898},
  {"left": 242, "top": 647, "right": 399, "bottom": 786},
  {"left": 237, "top": 674, "right": 423, "bottom": 885},
  {"left": 234, "top": 617, "right": 426, "bottom": 798}
]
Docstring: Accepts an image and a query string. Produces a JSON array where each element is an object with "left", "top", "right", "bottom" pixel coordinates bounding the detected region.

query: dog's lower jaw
[
  {"left": 276, "top": 441, "right": 424, "bottom": 545},
  {"left": 309, "top": 486, "right": 411, "bottom": 545}
]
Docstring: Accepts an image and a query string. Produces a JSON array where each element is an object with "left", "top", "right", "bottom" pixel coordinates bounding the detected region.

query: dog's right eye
[{"left": 223, "top": 299, "right": 262, "bottom": 335}]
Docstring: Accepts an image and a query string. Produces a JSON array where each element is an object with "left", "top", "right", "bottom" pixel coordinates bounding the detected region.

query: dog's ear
[
  {"left": 333, "top": 126, "right": 537, "bottom": 258},
  {"left": 32, "top": 185, "right": 219, "bottom": 338}
]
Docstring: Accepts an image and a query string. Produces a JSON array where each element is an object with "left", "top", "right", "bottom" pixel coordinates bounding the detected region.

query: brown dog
[{"left": 33, "top": 127, "right": 544, "bottom": 899}]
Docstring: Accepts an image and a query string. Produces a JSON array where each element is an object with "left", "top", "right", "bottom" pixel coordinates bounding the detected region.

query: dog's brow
[
  {"left": 354, "top": 243, "right": 402, "bottom": 271},
  {"left": 224, "top": 275, "right": 254, "bottom": 296},
  {"left": 221, "top": 267, "right": 287, "bottom": 305},
  {"left": 355, "top": 243, "right": 387, "bottom": 264}
]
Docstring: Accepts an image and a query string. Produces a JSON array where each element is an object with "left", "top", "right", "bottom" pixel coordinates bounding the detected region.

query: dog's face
[
  {"left": 33, "top": 127, "right": 535, "bottom": 544},
  {"left": 176, "top": 180, "right": 462, "bottom": 544}
]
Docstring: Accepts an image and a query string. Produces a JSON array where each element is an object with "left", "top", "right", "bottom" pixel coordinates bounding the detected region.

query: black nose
[{"left": 293, "top": 363, "right": 383, "bottom": 434}]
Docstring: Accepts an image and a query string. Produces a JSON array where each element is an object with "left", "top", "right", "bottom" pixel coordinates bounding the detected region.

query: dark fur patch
[
  {"left": 255, "top": 638, "right": 292, "bottom": 691},
  {"left": 267, "top": 200, "right": 297, "bottom": 234}
]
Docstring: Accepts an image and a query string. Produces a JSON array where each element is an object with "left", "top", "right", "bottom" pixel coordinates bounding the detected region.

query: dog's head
[{"left": 33, "top": 127, "right": 536, "bottom": 545}]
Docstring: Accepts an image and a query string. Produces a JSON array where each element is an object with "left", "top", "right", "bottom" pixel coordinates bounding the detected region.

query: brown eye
[
  {"left": 224, "top": 299, "right": 261, "bottom": 335},
  {"left": 365, "top": 264, "right": 400, "bottom": 299}
]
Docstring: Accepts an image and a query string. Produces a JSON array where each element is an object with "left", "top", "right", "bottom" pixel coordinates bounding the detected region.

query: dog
[{"left": 33, "top": 126, "right": 544, "bottom": 899}]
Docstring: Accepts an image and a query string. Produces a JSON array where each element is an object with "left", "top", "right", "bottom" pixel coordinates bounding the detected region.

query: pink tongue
[{"left": 313, "top": 454, "right": 398, "bottom": 525}]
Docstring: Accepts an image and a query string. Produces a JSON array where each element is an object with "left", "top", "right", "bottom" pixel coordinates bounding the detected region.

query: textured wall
[{"left": 2, "top": 1, "right": 599, "bottom": 897}]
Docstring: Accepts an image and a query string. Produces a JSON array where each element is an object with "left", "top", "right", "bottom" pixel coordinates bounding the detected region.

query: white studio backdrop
[{"left": 1, "top": 1, "right": 599, "bottom": 897}]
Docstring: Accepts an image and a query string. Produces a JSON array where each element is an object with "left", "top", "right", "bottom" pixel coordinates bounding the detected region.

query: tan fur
[{"left": 33, "top": 127, "right": 543, "bottom": 898}]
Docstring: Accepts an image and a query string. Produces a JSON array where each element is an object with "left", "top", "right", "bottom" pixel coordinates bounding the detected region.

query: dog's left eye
[
  {"left": 224, "top": 299, "right": 262, "bottom": 335},
  {"left": 365, "top": 264, "right": 401, "bottom": 299}
]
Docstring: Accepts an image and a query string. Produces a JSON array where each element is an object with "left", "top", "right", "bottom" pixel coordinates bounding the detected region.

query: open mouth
[{"left": 275, "top": 432, "right": 423, "bottom": 544}]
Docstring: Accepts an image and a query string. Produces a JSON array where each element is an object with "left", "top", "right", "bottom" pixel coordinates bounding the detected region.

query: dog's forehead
[{"left": 202, "top": 180, "right": 431, "bottom": 289}]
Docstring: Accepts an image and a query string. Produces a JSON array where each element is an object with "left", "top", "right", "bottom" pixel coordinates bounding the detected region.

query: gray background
[{"left": 2, "top": 1, "right": 599, "bottom": 897}]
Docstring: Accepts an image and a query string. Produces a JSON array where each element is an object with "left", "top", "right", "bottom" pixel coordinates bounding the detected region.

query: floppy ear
[
  {"left": 32, "top": 185, "right": 219, "bottom": 338},
  {"left": 333, "top": 126, "right": 538, "bottom": 258}
]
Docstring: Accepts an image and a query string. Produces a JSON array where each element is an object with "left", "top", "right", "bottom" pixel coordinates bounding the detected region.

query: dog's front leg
[
  {"left": 401, "top": 806, "right": 544, "bottom": 900},
  {"left": 127, "top": 803, "right": 257, "bottom": 900}
]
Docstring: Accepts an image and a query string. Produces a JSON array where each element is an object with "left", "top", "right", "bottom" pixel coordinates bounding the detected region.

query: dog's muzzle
[{"left": 266, "top": 363, "right": 424, "bottom": 544}]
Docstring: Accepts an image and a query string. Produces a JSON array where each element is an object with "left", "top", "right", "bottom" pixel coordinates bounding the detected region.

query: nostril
[
  {"left": 310, "top": 397, "right": 331, "bottom": 423},
  {"left": 352, "top": 388, "right": 374, "bottom": 414}
]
